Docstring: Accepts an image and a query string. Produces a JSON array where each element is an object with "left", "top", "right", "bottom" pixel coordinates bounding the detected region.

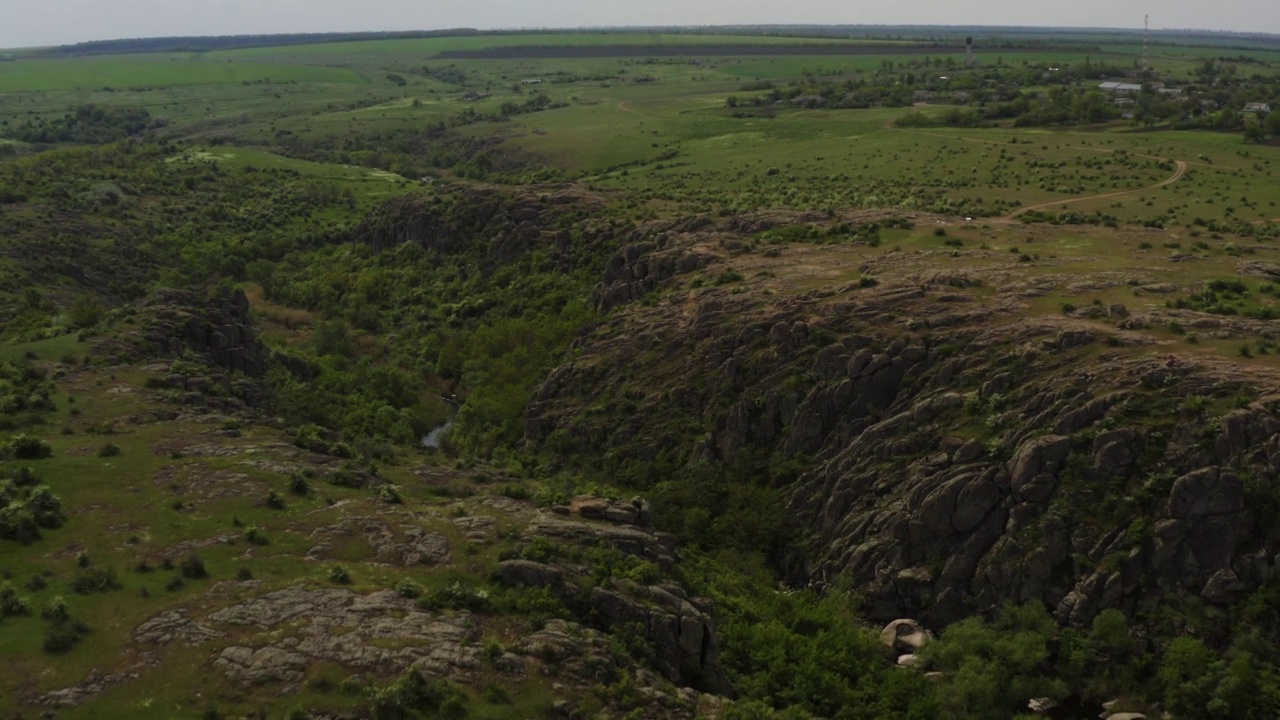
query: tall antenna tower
[
  {"left": 1143, "top": 15, "right": 1149, "bottom": 72},
  {"left": 965, "top": 37, "right": 974, "bottom": 68}
]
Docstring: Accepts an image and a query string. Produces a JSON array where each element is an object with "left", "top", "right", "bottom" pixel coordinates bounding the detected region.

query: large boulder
[{"left": 879, "top": 619, "right": 932, "bottom": 654}]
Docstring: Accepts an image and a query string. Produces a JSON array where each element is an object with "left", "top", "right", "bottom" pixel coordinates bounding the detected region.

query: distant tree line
[
  {"left": 40, "top": 29, "right": 494, "bottom": 56},
  {"left": 729, "top": 57, "right": 1280, "bottom": 137},
  {"left": 1, "top": 105, "right": 162, "bottom": 144}
]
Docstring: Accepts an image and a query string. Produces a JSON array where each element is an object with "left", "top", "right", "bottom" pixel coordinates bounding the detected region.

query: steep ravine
[{"left": 527, "top": 217, "right": 1280, "bottom": 647}]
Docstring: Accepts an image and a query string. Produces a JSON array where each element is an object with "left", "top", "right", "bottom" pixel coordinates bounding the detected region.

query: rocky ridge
[
  {"left": 527, "top": 218, "right": 1280, "bottom": 645},
  {"left": 36, "top": 487, "right": 733, "bottom": 717}
]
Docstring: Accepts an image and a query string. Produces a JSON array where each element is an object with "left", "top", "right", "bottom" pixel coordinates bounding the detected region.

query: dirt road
[{"left": 1006, "top": 160, "right": 1188, "bottom": 218}]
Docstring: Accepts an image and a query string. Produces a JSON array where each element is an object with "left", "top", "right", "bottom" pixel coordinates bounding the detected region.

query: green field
[
  {"left": 204, "top": 32, "right": 863, "bottom": 59},
  {"left": 0, "top": 57, "right": 364, "bottom": 91}
]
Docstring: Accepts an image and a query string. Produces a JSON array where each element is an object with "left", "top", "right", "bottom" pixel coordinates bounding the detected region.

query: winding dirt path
[
  {"left": 1006, "top": 160, "right": 1188, "bottom": 218},
  {"left": 883, "top": 121, "right": 1208, "bottom": 220}
]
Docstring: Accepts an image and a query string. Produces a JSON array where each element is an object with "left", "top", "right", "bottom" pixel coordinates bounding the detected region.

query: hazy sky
[{"left": 3, "top": 0, "right": 1278, "bottom": 49}]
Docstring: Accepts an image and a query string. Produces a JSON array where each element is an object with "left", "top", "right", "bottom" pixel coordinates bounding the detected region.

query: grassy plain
[
  {"left": 204, "top": 32, "right": 863, "bottom": 59},
  {"left": 0, "top": 58, "right": 364, "bottom": 92}
]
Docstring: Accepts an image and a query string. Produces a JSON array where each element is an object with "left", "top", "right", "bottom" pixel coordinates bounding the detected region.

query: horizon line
[{"left": 8, "top": 23, "right": 1280, "bottom": 53}]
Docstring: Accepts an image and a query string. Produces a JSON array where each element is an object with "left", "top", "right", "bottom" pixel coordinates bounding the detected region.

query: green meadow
[{"left": 0, "top": 57, "right": 363, "bottom": 92}]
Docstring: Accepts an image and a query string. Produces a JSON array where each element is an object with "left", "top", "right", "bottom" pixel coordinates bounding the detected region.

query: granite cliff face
[
  {"left": 527, "top": 213, "right": 1280, "bottom": 643},
  {"left": 354, "top": 184, "right": 618, "bottom": 272},
  {"left": 142, "top": 287, "right": 267, "bottom": 376}
]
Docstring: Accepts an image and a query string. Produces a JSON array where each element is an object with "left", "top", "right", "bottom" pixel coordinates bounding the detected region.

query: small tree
[
  {"left": 1, "top": 435, "right": 52, "bottom": 460},
  {"left": 1266, "top": 111, "right": 1280, "bottom": 137}
]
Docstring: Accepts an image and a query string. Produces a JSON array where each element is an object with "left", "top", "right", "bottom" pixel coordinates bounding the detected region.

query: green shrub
[
  {"left": 482, "top": 637, "right": 505, "bottom": 663},
  {"left": 418, "top": 581, "right": 491, "bottom": 613},
  {"left": 499, "top": 483, "right": 531, "bottom": 500},
  {"left": 481, "top": 682, "right": 510, "bottom": 705},
  {"left": 70, "top": 295, "right": 104, "bottom": 328},
  {"left": 43, "top": 617, "right": 90, "bottom": 654},
  {"left": 68, "top": 566, "right": 120, "bottom": 595},
  {"left": 6, "top": 465, "right": 40, "bottom": 486},
  {"left": 0, "top": 481, "right": 65, "bottom": 543},
  {"left": 1, "top": 434, "right": 52, "bottom": 460},
  {"left": 328, "top": 565, "right": 351, "bottom": 584},
  {"left": 0, "top": 583, "right": 32, "bottom": 617},
  {"left": 519, "top": 537, "right": 566, "bottom": 563},
  {"left": 97, "top": 443, "right": 121, "bottom": 458},
  {"left": 395, "top": 579, "right": 421, "bottom": 599},
  {"left": 41, "top": 595, "right": 68, "bottom": 620},
  {"left": 327, "top": 469, "right": 364, "bottom": 489},
  {"left": 370, "top": 668, "right": 468, "bottom": 720},
  {"left": 178, "top": 553, "right": 208, "bottom": 579},
  {"left": 375, "top": 483, "right": 403, "bottom": 504},
  {"left": 714, "top": 270, "right": 745, "bottom": 286}
]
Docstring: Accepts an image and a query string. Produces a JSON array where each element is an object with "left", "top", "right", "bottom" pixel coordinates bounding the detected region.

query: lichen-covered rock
[
  {"left": 133, "top": 609, "right": 222, "bottom": 646},
  {"left": 214, "top": 646, "right": 309, "bottom": 682},
  {"left": 306, "top": 516, "right": 451, "bottom": 566},
  {"left": 525, "top": 513, "right": 674, "bottom": 567},
  {"left": 494, "top": 559, "right": 570, "bottom": 590}
]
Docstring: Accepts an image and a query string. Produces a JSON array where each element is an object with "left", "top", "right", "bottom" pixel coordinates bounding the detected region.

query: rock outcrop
[
  {"left": 305, "top": 516, "right": 452, "bottom": 567},
  {"left": 110, "top": 491, "right": 734, "bottom": 713},
  {"left": 141, "top": 287, "right": 266, "bottom": 376},
  {"left": 529, "top": 243, "right": 1280, "bottom": 643},
  {"left": 495, "top": 498, "right": 732, "bottom": 695},
  {"left": 353, "top": 184, "right": 619, "bottom": 273},
  {"left": 598, "top": 237, "right": 715, "bottom": 311},
  {"left": 139, "top": 586, "right": 478, "bottom": 683}
]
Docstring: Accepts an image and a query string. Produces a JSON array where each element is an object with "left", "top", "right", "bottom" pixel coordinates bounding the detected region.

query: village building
[{"left": 1099, "top": 81, "right": 1143, "bottom": 95}]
